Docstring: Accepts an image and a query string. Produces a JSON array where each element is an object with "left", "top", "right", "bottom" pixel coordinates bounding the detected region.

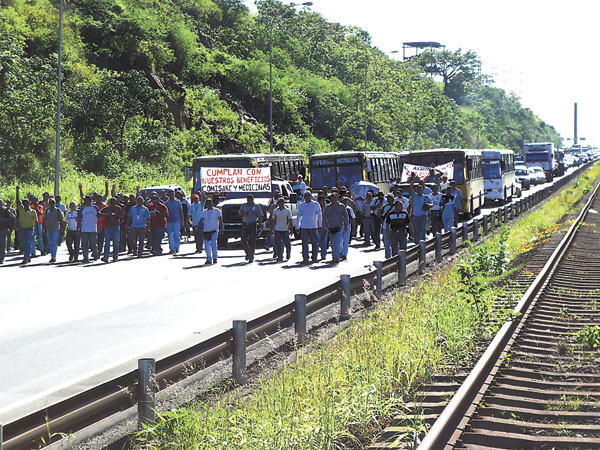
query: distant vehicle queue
[{"left": 2, "top": 146, "right": 592, "bottom": 267}]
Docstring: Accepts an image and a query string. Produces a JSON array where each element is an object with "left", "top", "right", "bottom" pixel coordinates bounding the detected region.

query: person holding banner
[
  {"left": 408, "top": 184, "right": 432, "bottom": 244},
  {"left": 239, "top": 194, "right": 264, "bottom": 263}
]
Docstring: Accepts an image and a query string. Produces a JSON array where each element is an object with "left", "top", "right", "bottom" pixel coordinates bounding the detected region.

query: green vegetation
[
  {"left": 133, "top": 164, "right": 599, "bottom": 449},
  {"left": 1, "top": 0, "right": 561, "bottom": 187},
  {"left": 574, "top": 325, "right": 600, "bottom": 351}
]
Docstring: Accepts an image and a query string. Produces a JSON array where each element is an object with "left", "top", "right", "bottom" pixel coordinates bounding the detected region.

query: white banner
[
  {"left": 200, "top": 167, "right": 272, "bottom": 193},
  {"left": 401, "top": 161, "right": 454, "bottom": 182}
]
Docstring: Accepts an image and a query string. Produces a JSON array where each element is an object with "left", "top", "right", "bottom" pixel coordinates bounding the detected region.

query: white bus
[{"left": 482, "top": 149, "right": 518, "bottom": 203}]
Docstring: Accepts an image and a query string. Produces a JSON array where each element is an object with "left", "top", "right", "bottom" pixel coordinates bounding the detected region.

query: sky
[{"left": 245, "top": 0, "right": 599, "bottom": 147}]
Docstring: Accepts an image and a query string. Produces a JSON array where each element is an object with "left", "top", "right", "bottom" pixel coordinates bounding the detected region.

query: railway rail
[
  {"left": 416, "top": 173, "right": 600, "bottom": 449},
  {"left": 0, "top": 163, "right": 596, "bottom": 450}
]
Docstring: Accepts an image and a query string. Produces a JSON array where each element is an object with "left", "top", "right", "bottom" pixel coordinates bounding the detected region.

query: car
[
  {"left": 515, "top": 165, "right": 531, "bottom": 190},
  {"left": 139, "top": 184, "right": 188, "bottom": 201},
  {"left": 529, "top": 166, "right": 546, "bottom": 185}
]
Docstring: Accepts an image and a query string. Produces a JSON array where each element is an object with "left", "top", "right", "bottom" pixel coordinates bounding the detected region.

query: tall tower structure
[{"left": 574, "top": 102, "right": 578, "bottom": 146}]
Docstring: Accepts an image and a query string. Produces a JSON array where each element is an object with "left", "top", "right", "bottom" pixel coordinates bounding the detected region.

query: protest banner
[
  {"left": 200, "top": 167, "right": 272, "bottom": 193},
  {"left": 401, "top": 161, "right": 454, "bottom": 182}
]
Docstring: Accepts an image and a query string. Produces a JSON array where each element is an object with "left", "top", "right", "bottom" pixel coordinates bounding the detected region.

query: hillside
[{"left": 0, "top": 0, "right": 562, "bottom": 184}]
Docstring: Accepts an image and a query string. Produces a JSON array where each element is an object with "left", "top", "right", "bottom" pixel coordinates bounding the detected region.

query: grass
[
  {"left": 132, "top": 162, "right": 600, "bottom": 449},
  {"left": 0, "top": 161, "right": 187, "bottom": 204}
]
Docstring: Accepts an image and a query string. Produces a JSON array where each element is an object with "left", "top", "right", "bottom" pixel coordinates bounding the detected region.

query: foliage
[
  {"left": 574, "top": 325, "right": 600, "bottom": 351},
  {"left": 0, "top": 0, "right": 562, "bottom": 187}
]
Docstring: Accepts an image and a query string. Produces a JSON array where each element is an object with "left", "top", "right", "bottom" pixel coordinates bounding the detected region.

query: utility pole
[
  {"left": 573, "top": 102, "right": 578, "bottom": 146},
  {"left": 54, "top": 0, "right": 63, "bottom": 196}
]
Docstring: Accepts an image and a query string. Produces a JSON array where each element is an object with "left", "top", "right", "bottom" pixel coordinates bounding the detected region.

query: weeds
[{"left": 574, "top": 325, "right": 600, "bottom": 350}]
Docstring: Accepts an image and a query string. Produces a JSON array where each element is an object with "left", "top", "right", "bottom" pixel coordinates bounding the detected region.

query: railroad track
[{"left": 413, "top": 177, "right": 600, "bottom": 449}]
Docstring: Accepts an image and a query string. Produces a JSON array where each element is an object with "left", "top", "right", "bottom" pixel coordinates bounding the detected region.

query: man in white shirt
[
  {"left": 199, "top": 199, "right": 223, "bottom": 265},
  {"left": 429, "top": 184, "right": 443, "bottom": 235},
  {"left": 270, "top": 197, "right": 293, "bottom": 262},
  {"left": 297, "top": 191, "right": 322, "bottom": 264}
]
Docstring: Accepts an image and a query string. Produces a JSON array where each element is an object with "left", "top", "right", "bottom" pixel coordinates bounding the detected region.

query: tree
[{"left": 417, "top": 48, "right": 483, "bottom": 103}]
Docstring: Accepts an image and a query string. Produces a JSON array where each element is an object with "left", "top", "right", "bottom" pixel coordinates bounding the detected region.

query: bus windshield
[
  {"left": 310, "top": 163, "right": 363, "bottom": 188},
  {"left": 409, "top": 153, "right": 464, "bottom": 184},
  {"left": 526, "top": 153, "right": 549, "bottom": 162},
  {"left": 483, "top": 160, "right": 501, "bottom": 179}
]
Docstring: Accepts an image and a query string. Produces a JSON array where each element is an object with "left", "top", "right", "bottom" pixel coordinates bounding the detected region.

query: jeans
[
  {"left": 81, "top": 231, "right": 99, "bottom": 261},
  {"left": 412, "top": 215, "right": 428, "bottom": 243},
  {"left": 192, "top": 224, "right": 203, "bottom": 252},
  {"left": 131, "top": 227, "right": 146, "bottom": 256},
  {"left": 383, "top": 226, "right": 392, "bottom": 258},
  {"left": 430, "top": 210, "right": 442, "bottom": 235},
  {"left": 389, "top": 230, "right": 408, "bottom": 256},
  {"left": 151, "top": 227, "right": 166, "bottom": 255},
  {"left": 46, "top": 230, "right": 60, "bottom": 260},
  {"left": 241, "top": 223, "right": 257, "bottom": 260},
  {"left": 104, "top": 225, "right": 120, "bottom": 260},
  {"left": 300, "top": 228, "right": 318, "bottom": 262},
  {"left": 317, "top": 228, "right": 328, "bottom": 259},
  {"left": 19, "top": 227, "right": 35, "bottom": 262},
  {"left": 442, "top": 209, "right": 455, "bottom": 233},
  {"left": 97, "top": 228, "right": 105, "bottom": 256},
  {"left": 0, "top": 229, "right": 7, "bottom": 263},
  {"left": 329, "top": 229, "right": 343, "bottom": 261},
  {"left": 274, "top": 230, "right": 291, "bottom": 260},
  {"left": 5, "top": 228, "right": 12, "bottom": 251},
  {"left": 167, "top": 221, "right": 181, "bottom": 252},
  {"left": 363, "top": 217, "right": 380, "bottom": 246},
  {"left": 35, "top": 223, "right": 43, "bottom": 255},
  {"left": 204, "top": 230, "right": 218, "bottom": 262},
  {"left": 66, "top": 230, "right": 80, "bottom": 260},
  {"left": 341, "top": 227, "right": 351, "bottom": 257}
]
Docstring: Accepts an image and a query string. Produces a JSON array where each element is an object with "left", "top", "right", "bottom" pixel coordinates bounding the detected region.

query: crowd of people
[{"left": 0, "top": 168, "right": 464, "bottom": 266}]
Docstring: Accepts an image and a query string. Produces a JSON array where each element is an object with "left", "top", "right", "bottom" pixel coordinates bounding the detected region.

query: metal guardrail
[
  {"left": 417, "top": 166, "right": 600, "bottom": 450},
  {"left": 1, "top": 163, "right": 593, "bottom": 450}
]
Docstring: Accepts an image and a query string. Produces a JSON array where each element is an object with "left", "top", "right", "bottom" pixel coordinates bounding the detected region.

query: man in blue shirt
[
  {"left": 127, "top": 196, "right": 150, "bottom": 257},
  {"left": 188, "top": 193, "right": 205, "bottom": 253},
  {"left": 164, "top": 191, "right": 184, "bottom": 254},
  {"left": 409, "top": 184, "right": 433, "bottom": 244}
]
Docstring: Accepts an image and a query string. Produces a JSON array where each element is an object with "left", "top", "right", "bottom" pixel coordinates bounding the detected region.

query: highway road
[{"left": 0, "top": 174, "right": 567, "bottom": 424}]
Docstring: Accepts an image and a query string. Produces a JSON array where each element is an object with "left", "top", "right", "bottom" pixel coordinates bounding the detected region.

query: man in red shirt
[
  {"left": 147, "top": 193, "right": 169, "bottom": 256},
  {"left": 28, "top": 194, "right": 45, "bottom": 256},
  {"left": 99, "top": 198, "right": 125, "bottom": 262}
]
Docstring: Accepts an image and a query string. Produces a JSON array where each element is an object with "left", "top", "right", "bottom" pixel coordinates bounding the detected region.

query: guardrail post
[
  {"left": 418, "top": 241, "right": 426, "bottom": 274},
  {"left": 374, "top": 261, "right": 383, "bottom": 297},
  {"left": 1, "top": 422, "right": 3, "bottom": 450},
  {"left": 397, "top": 251, "right": 406, "bottom": 286},
  {"left": 503, "top": 206, "right": 508, "bottom": 223},
  {"left": 294, "top": 294, "right": 307, "bottom": 345},
  {"left": 473, "top": 218, "right": 479, "bottom": 241},
  {"left": 340, "top": 274, "right": 351, "bottom": 319},
  {"left": 450, "top": 227, "right": 457, "bottom": 255},
  {"left": 462, "top": 222, "right": 469, "bottom": 245},
  {"left": 508, "top": 204, "right": 513, "bottom": 221},
  {"left": 435, "top": 233, "right": 442, "bottom": 263},
  {"left": 138, "top": 358, "right": 156, "bottom": 428},
  {"left": 482, "top": 214, "right": 489, "bottom": 235},
  {"left": 232, "top": 320, "right": 247, "bottom": 385}
]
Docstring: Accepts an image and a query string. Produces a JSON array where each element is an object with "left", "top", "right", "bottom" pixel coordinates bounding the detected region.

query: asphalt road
[{"left": 0, "top": 174, "right": 564, "bottom": 424}]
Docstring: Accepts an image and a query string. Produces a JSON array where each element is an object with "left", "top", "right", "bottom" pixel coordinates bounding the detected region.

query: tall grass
[
  {"left": 0, "top": 162, "right": 188, "bottom": 204},
  {"left": 134, "top": 162, "right": 600, "bottom": 450}
]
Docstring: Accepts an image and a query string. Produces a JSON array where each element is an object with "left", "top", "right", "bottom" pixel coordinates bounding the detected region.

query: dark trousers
[
  {"left": 65, "top": 230, "right": 80, "bottom": 260},
  {"left": 300, "top": 228, "right": 318, "bottom": 262},
  {"left": 0, "top": 229, "right": 6, "bottom": 263},
  {"left": 430, "top": 210, "right": 442, "bottom": 235},
  {"left": 131, "top": 227, "right": 146, "bottom": 256},
  {"left": 241, "top": 223, "right": 257, "bottom": 259},
  {"left": 193, "top": 224, "right": 204, "bottom": 252},
  {"left": 274, "top": 230, "right": 291, "bottom": 260},
  {"left": 151, "top": 227, "right": 165, "bottom": 255},
  {"left": 97, "top": 228, "right": 105, "bottom": 255}
]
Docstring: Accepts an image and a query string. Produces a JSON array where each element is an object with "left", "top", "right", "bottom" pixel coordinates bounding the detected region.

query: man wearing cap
[
  {"left": 15, "top": 186, "right": 38, "bottom": 264},
  {"left": 239, "top": 194, "right": 264, "bottom": 263},
  {"left": 188, "top": 193, "right": 205, "bottom": 253},
  {"left": 378, "top": 193, "right": 396, "bottom": 258},
  {"left": 297, "top": 191, "right": 322, "bottom": 263}
]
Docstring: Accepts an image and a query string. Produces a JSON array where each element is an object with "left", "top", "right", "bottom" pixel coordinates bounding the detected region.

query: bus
[
  {"left": 522, "top": 142, "right": 555, "bottom": 182},
  {"left": 482, "top": 149, "right": 518, "bottom": 203},
  {"left": 407, "top": 149, "right": 484, "bottom": 216},
  {"left": 192, "top": 153, "right": 306, "bottom": 193},
  {"left": 308, "top": 151, "right": 406, "bottom": 193}
]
